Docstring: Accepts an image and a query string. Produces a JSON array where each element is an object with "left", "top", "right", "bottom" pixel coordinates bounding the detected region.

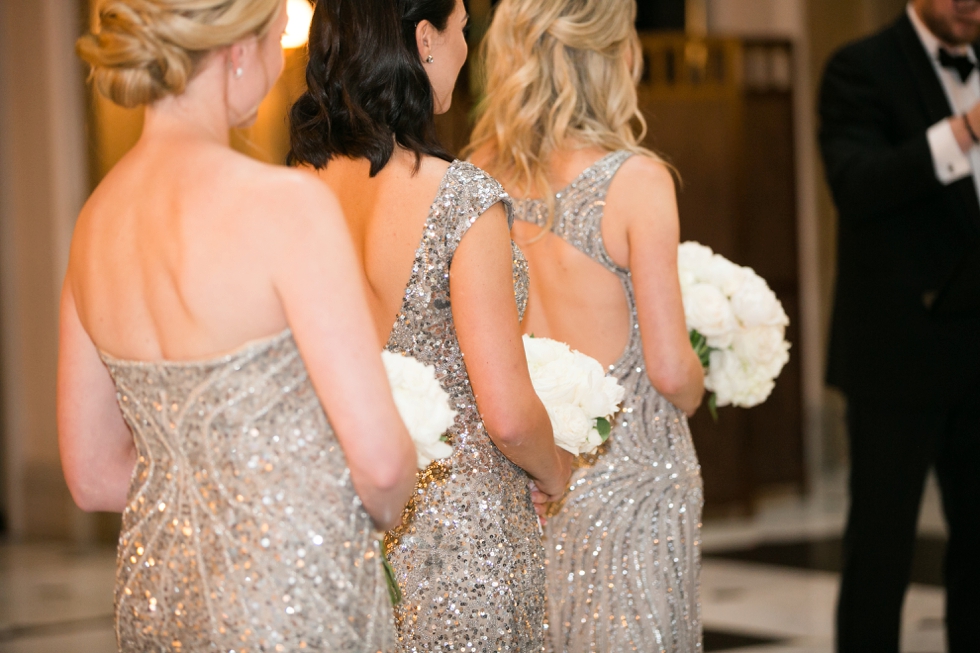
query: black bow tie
[{"left": 939, "top": 48, "right": 976, "bottom": 82}]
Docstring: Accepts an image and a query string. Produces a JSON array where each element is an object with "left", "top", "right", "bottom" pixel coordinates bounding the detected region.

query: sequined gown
[
  {"left": 512, "top": 151, "right": 704, "bottom": 653},
  {"left": 102, "top": 330, "right": 395, "bottom": 652},
  {"left": 384, "top": 161, "right": 544, "bottom": 651}
]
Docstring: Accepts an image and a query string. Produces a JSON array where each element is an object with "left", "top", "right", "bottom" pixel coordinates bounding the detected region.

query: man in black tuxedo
[{"left": 819, "top": 0, "right": 980, "bottom": 651}]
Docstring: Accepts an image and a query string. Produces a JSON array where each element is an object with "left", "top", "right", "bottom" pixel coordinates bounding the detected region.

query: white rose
[
  {"left": 524, "top": 335, "right": 571, "bottom": 369},
  {"left": 548, "top": 404, "right": 594, "bottom": 455},
  {"left": 733, "top": 325, "right": 789, "bottom": 371},
  {"left": 566, "top": 351, "right": 612, "bottom": 415},
  {"left": 583, "top": 426, "right": 606, "bottom": 454},
  {"left": 529, "top": 360, "right": 580, "bottom": 406},
  {"left": 703, "top": 254, "right": 748, "bottom": 297},
  {"left": 730, "top": 272, "right": 788, "bottom": 328},
  {"left": 678, "top": 241, "right": 716, "bottom": 281},
  {"left": 597, "top": 374, "right": 627, "bottom": 416},
  {"left": 682, "top": 282, "right": 737, "bottom": 348},
  {"left": 382, "top": 351, "right": 457, "bottom": 469},
  {"left": 705, "top": 348, "right": 778, "bottom": 409}
]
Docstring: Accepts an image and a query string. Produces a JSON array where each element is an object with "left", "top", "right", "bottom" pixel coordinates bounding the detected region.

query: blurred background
[{"left": 0, "top": 0, "right": 948, "bottom": 651}]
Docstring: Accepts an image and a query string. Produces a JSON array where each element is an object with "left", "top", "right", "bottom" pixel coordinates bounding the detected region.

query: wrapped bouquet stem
[
  {"left": 522, "top": 335, "right": 625, "bottom": 456},
  {"left": 678, "top": 242, "right": 791, "bottom": 418}
]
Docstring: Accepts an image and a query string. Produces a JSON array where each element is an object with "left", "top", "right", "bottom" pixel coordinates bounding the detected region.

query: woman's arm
[
  {"left": 57, "top": 281, "right": 137, "bottom": 513},
  {"left": 451, "top": 203, "right": 572, "bottom": 501},
  {"left": 267, "top": 173, "right": 417, "bottom": 530},
  {"left": 608, "top": 158, "right": 704, "bottom": 415}
]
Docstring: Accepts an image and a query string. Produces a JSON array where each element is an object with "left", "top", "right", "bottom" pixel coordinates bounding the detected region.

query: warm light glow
[{"left": 282, "top": 0, "right": 314, "bottom": 49}]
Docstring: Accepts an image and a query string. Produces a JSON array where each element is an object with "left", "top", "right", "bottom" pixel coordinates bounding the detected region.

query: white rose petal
[
  {"left": 548, "top": 404, "right": 594, "bottom": 455},
  {"left": 703, "top": 254, "right": 748, "bottom": 297},
  {"left": 682, "top": 283, "right": 737, "bottom": 348},
  {"left": 730, "top": 272, "right": 789, "bottom": 328},
  {"left": 382, "top": 351, "right": 457, "bottom": 469},
  {"left": 678, "top": 242, "right": 716, "bottom": 280},
  {"left": 705, "top": 348, "right": 778, "bottom": 409}
]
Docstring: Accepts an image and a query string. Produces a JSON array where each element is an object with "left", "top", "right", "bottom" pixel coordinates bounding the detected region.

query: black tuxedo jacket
[{"left": 819, "top": 13, "right": 980, "bottom": 403}]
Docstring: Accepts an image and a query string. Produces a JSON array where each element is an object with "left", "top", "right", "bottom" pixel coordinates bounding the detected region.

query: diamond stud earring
[
  {"left": 234, "top": 67, "right": 244, "bottom": 78},
  {"left": 426, "top": 55, "right": 434, "bottom": 63}
]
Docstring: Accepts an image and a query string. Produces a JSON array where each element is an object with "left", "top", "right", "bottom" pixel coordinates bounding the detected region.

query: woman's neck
[{"left": 141, "top": 61, "right": 232, "bottom": 148}]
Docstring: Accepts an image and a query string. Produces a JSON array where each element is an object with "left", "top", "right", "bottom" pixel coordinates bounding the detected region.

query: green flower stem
[
  {"left": 380, "top": 542, "right": 402, "bottom": 606},
  {"left": 689, "top": 329, "right": 712, "bottom": 369}
]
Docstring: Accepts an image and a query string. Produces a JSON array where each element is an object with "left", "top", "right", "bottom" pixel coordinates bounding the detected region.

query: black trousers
[{"left": 836, "top": 383, "right": 980, "bottom": 653}]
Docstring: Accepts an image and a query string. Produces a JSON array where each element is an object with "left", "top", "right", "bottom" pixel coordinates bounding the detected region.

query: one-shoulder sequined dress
[
  {"left": 384, "top": 161, "right": 544, "bottom": 651},
  {"left": 102, "top": 330, "right": 395, "bottom": 652},
  {"left": 512, "top": 151, "right": 704, "bottom": 653}
]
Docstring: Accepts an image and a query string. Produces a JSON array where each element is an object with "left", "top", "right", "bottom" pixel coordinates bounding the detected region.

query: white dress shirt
[{"left": 908, "top": 3, "right": 980, "bottom": 198}]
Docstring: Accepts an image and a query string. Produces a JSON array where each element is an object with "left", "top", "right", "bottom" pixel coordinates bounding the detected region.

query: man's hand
[{"left": 951, "top": 102, "right": 980, "bottom": 152}]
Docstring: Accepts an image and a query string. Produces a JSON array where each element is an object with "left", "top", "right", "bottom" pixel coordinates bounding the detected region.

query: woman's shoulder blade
[{"left": 608, "top": 155, "right": 675, "bottom": 202}]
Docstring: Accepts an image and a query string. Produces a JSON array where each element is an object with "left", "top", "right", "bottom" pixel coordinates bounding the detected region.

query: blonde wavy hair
[
  {"left": 467, "top": 0, "right": 662, "bottom": 228},
  {"left": 78, "top": 0, "right": 282, "bottom": 108}
]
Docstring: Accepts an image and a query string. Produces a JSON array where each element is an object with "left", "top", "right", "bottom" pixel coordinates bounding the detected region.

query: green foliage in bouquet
[
  {"left": 689, "top": 329, "right": 718, "bottom": 421},
  {"left": 381, "top": 545, "right": 402, "bottom": 606},
  {"left": 689, "top": 329, "right": 711, "bottom": 368},
  {"left": 595, "top": 417, "right": 611, "bottom": 441}
]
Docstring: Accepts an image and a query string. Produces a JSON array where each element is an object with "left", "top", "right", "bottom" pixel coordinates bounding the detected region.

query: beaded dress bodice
[
  {"left": 384, "top": 161, "right": 544, "bottom": 651},
  {"left": 104, "top": 331, "right": 394, "bottom": 652},
  {"left": 512, "top": 151, "right": 704, "bottom": 653}
]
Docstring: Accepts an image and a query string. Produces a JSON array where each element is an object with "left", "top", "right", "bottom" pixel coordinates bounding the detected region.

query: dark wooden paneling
[{"left": 638, "top": 37, "right": 804, "bottom": 511}]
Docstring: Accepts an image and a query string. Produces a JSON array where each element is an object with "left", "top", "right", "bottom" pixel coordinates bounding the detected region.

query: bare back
[
  {"left": 70, "top": 137, "right": 321, "bottom": 361},
  {"left": 309, "top": 150, "right": 454, "bottom": 343},
  {"left": 481, "top": 147, "right": 632, "bottom": 368}
]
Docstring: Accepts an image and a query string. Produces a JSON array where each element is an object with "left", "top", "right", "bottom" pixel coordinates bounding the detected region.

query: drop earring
[{"left": 426, "top": 55, "right": 434, "bottom": 64}]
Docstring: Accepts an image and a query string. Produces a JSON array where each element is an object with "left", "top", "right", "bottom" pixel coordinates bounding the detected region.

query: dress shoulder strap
[{"left": 436, "top": 161, "right": 515, "bottom": 261}]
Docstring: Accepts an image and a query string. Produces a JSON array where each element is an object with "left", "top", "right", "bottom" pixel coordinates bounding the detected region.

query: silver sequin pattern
[
  {"left": 103, "top": 331, "right": 395, "bottom": 652},
  {"left": 384, "top": 161, "right": 544, "bottom": 652},
  {"left": 512, "top": 151, "right": 704, "bottom": 653}
]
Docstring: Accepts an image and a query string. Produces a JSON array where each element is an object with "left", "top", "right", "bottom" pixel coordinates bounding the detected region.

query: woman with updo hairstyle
[
  {"left": 288, "top": 0, "right": 572, "bottom": 649},
  {"left": 468, "top": 0, "right": 706, "bottom": 650},
  {"left": 61, "top": 1, "right": 418, "bottom": 650}
]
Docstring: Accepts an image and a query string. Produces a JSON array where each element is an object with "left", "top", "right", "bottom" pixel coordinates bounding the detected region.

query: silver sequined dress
[
  {"left": 103, "top": 330, "right": 395, "bottom": 652},
  {"left": 512, "top": 151, "right": 704, "bottom": 653},
  {"left": 384, "top": 161, "right": 544, "bottom": 651}
]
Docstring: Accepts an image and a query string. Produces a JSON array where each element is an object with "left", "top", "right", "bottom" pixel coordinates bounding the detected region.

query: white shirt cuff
[{"left": 927, "top": 119, "right": 972, "bottom": 184}]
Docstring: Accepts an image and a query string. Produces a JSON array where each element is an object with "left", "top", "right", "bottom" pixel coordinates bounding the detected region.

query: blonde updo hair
[
  {"left": 78, "top": 0, "right": 282, "bottom": 108},
  {"left": 467, "top": 0, "right": 662, "bottom": 228}
]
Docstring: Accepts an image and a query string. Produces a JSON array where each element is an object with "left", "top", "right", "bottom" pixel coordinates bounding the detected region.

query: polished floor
[{"left": 0, "top": 472, "right": 948, "bottom": 653}]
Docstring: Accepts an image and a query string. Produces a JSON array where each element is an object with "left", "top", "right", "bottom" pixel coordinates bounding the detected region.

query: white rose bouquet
[
  {"left": 381, "top": 351, "right": 455, "bottom": 469},
  {"left": 523, "top": 335, "right": 626, "bottom": 456},
  {"left": 677, "top": 242, "right": 791, "bottom": 417}
]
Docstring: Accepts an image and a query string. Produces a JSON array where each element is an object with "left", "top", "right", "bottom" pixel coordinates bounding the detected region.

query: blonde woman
[
  {"left": 60, "top": 0, "right": 417, "bottom": 650},
  {"left": 469, "top": 0, "right": 705, "bottom": 650}
]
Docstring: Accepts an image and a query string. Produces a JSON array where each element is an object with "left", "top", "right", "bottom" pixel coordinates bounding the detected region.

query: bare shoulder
[
  {"left": 610, "top": 154, "right": 676, "bottom": 201},
  {"left": 415, "top": 154, "right": 454, "bottom": 185},
  {"left": 231, "top": 159, "right": 344, "bottom": 241},
  {"left": 606, "top": 154, "right": 678, "bottom": 227}
]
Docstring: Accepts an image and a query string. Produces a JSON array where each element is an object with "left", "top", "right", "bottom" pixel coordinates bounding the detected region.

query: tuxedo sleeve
[{"left": 819, "top": 45, "right": 945, "bottom": 223}]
